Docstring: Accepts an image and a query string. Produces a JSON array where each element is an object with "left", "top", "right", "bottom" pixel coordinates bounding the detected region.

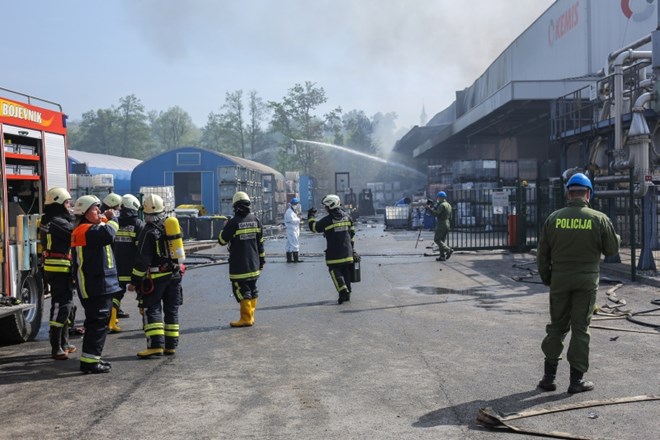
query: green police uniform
[
  {"left": 429, "top": 199, "right": 453, "bottom": 257},
  {"left": 537, "top": 198, "right": 619, "bottom": 373}
]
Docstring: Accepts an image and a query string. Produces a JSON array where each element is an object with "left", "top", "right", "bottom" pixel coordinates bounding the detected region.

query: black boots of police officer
[
  {"left": 567, "top": 367, "right": 594, "bottom": 394},
  {"left": 537, "top": 360, "right": 558, "bottom": 391},
  {"left": 538, "top": 362, "right": 594, "bottom": 393}
]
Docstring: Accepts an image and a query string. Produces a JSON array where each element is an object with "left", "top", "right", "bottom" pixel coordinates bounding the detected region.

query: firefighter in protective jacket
[
  {"left": 71, "top": 195, "right": 121, "bottom": 374},
  {"left": 218, "top": 191, "right": 265, "bottom": 327},
  {"left": 41, "top": 187, "right": 77, "bottom": 360},
  {"left": 308, "top": 194, "right": 356, "bottom": 304},
  {"left": 109, "top": 194, "right": 145, "bottom": 333},
  {"left": 128, "top": 194, "right": 183, "bottom": 358}
]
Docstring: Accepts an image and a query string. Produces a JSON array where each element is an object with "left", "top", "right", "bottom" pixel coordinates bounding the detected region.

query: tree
[
  {"left": 342, "top": 110, "right": 377, "bottom": 154},
  {"left": 268, "top": 81, "right": 341, "bottom": 175},
  {"left": 247, "top": 90, "right": 269, "bottom": 158},
  {"left": 71, "top": 108, "right": 118, "bottom": 155},
  {"left": 151, "top": 106, "right": 197, "bottom": 150},
  {"left": 115, "top": 95, "right": 152, "bottom": 158}
]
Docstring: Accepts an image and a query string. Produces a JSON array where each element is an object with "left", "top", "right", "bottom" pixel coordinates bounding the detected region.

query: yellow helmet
[
  {"left": 142, "top": 193, "right": 165, "bottom": 214},
  {"left": 232, "top": 191, "right": 251, "bottom": 206},
  {"left": 45, "top": 187, "right": 72, "bottom": 205},
  {"left": 73, "top": 195, "right": 101, "bottom": 216}
]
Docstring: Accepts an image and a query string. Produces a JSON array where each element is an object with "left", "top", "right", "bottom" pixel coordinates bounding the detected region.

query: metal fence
[{"left": 437, "top": 178, "right": 658, "bottom": 280}]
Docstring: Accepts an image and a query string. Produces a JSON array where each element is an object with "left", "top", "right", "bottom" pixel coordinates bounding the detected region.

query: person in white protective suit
[{"left": 284, "top": 197, "right": 303, "bottom": 263}]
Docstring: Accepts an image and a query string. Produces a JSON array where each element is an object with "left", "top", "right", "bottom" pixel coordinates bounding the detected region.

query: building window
[{"left": 177, "top": 152, "right": 201, "bottom": 166}]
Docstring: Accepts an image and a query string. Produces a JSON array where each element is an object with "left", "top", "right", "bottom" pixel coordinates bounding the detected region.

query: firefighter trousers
[
  {"left": 328, "top": 263, "right": 352, "bottom": 296},
  {"left": 231, "top": 278, "right": 259, "bottom": 302},
  {"left": 46, "top": 273, "right": 74, "bottom": 328},
  {"left": 142, "top": 278, "right": 182, "bottom": 350},
  {"left": 79, "top": 294, "right": 113, "bottom": 364}
]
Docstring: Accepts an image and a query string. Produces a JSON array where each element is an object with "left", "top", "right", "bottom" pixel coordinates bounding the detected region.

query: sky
[{"left": 3, "top": 0, "right": 555, "bottom": 137}]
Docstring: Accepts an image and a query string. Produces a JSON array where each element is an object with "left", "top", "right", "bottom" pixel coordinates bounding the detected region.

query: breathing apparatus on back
[{"left": 142, "top": 193, "right": 185, "bottom": 262}]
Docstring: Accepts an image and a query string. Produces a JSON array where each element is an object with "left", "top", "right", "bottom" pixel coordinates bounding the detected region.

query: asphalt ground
[{"left": 0, "top": 220, "right": 659, "bottom": 439}]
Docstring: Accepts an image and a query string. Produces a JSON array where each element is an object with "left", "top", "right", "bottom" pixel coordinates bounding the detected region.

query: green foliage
[
  {"left": 268, "top": 81, "right": 341, "bottom": 176},
  {"left": 151, "top": 106, "right": 198, "bottom": 151}
]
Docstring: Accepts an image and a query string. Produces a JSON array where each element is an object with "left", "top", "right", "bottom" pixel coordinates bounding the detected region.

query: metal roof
[{"left": 68, "top": 150, "right": 142, "bottom": 171}]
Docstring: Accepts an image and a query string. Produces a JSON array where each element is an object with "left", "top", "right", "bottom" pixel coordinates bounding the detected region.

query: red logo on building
[
  {"left": 621, "top": 0, "right": 655, "bottom": 21},
  {"left": 548, "top": 1, "right": 580, "bottom": 46}
]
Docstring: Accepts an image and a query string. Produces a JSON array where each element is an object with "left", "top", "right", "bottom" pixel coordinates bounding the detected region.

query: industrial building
[
  {"left": 130, "top": 146, "right": 286, "bottom": 223},
  {"left": 395, "top": 0, "right": 660, "bottom": 274}
]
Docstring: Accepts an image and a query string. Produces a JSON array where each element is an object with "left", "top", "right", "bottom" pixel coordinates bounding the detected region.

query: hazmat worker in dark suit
[{"left": 536, "top": 173, "right": 620, "bottom": 393}]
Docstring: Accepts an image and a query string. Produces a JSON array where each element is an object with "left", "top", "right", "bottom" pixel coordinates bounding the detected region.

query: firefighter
[
  {"left": 426, "top": 191, "right": 453, "bottom": 261},
  {"left": 102, "top": 192, "right": 130, "bottom": 322},
  {"left": 284, "top": 197, "right": 302, "bottom": 263},
  {"left": 536, "top": 173, "right": 620, "bottom": 393},
  {"left": 41, "top": 187, "right": 77, "bottom": 360},
  {"left": 71, "top": 195, "right": 121, "bottom": 374},
  {"left": 108, "top": 194, "right": 145, "bottom": 333},
  {"left": 217, "top": 191, "right": 265, "bottom": 327},
  {"left": 307, "top": 194, "right": 356, "bottom": 304},
  {"left": 128, "top": 194, "right": 183, "bottom": 358}
]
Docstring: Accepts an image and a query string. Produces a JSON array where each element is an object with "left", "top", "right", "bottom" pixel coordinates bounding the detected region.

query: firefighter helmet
[
  {"left": 121, "top": 194, "right": 141, "bottom": 211},
  {"left": 322, "top": 194, "right": 341, "bottom": 209},
  {"left": 74, "top": 195, "right": 101, "bottom": 216},
  {"left": 437, "top": 191, "right": 447, "bottom": 198},
  {"left": 103, "top": 193, "right": 122, "bottom": 208},
  {"left": 45, "top": 187, "right": 72, "bottom": 205},
  {"left": 290, "top": 197, "right": 300, "bottom": 205},
  {"left": 143, "top": 194, "right": 165, "bottom": 214},
  {"left": 232, "top": 191, "right": 251, "bottom": 206},
  {"left": 566, "top": 173, "right": 593, "bottom": 191}
]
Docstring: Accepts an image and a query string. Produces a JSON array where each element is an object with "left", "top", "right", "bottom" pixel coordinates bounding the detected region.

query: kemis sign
[
  {"left": 547, "top": 0, "right": 579, "bottom": 47},
  {"left": 0, "top": 97, "right": 65, "bottom": 133}
]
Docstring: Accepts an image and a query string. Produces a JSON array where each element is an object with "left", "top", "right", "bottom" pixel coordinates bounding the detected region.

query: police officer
[
  {"left": 307, "top": 194, "right": 356, "bottom": 304},
  {"left": 284, "top": 197, "right": 302, "bottom": 263},
  {"left": 108, "top": 194, "right": 145, "bottom": 333},
  {"left": 71, "top": 195, "right": 121, "bottom": 374},
  {"left": 218, "top": 191, "right": 265, "bottom": 327},
  {"left": 128, "top": 194, "right": 183, "bottom": 358},
  {"left": 41, "top": 187, "right": 77, "bottom": 360},
  {"left": 536, "top": 173, "right": 620, "bottom": 393},
  {"left": 426, "top": 191, "right": 453, "bottom": 261}
]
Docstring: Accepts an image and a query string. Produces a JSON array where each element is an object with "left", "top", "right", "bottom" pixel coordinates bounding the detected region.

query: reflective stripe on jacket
[{"left": 71, "top": 220, "right": 121, "bottom": 299}]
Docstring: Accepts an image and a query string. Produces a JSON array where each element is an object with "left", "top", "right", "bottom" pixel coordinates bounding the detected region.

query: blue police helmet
[
  {"left": 437, "top": 191, "right": 447, "bottom": 198},
  {"left": 290, "top": 197, "right": 300, "bottom": 204},
  {"left": 566, "top": 173, "right": 593, "bottom": 191}
]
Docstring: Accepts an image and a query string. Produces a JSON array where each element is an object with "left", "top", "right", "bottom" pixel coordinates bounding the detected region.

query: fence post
[{"left": 629, "top": 168, "right": 636, "bottom": 282}]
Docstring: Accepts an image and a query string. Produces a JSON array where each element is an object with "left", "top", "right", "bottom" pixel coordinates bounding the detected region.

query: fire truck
[{"left": 0, "top": 87, "right": 69, "bottom": 344}]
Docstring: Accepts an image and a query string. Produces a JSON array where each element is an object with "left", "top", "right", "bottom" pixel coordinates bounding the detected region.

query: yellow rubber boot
[
  {"left": 230, "top": 300, "right": 253, "bottom": 327},
  {"left": 249, "top": 298, "right": 257, "bottom": 325},
  {"left": 108, "top": 308, "right": 122, "bottom": 333},
  {"left": 137, "top": 348, "right": 164, "bottom": 358}
]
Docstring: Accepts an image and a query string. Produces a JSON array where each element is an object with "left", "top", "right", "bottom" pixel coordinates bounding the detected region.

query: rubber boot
[
  {"left": 286, "top": 252, "right": 293, "bottom": 263},
  {"left": 137, "top": 348, "right": 164, "bottom": 358},
  {"left": 164, "top": 349, "right": 176, "bottom": 356},
  {"left": 117, "top": 308, "right": 130, "bottom": 319},
  {"left": 61, "top": 322, "right": 77, "bottom": 354},
  {"left": 249, "top": 298, "right": 257, "bottom": 325},
  {"left": 50, "top": 326, "right": 68, "bottom": 360},
  {"left": 537, "top": 361, "right": 558, "bottom": 391},
  {"left": 567, "top": 367, "right": 594, "bottom": 394},
  {"left": 108, "top": 307, "right": 122, "bottom": 333},
  {"left": 230, "top": 300, "right": 253, "bottom": 327},
  {"left": 293, "top": 252, "right": 303, "bottom": 263}
]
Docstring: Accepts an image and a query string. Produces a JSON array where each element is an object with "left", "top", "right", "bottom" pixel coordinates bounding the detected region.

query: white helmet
[
  {"left": 45, "top": 187, "right": 72, "bottom": 205},
  {"left": 142, "top": 193, "right": 165, "bottom": 214},
  {"left": 103, "top": 193, "right": 122, "bottom": 208},
  {"left": 322, "top": 194, "right": 341, "bottom": 209},
  {"left": 232, "top": 191, "right": 251, "bottom": 206},
  {"left": 73, "top": 195, "right": 101, "bottom": 216},
  {"left": 121, "top": 194, "right": 141, "bottom": 211}
]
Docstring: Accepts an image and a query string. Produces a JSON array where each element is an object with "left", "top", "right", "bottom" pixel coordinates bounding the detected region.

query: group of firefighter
[
  {"left": 42, "top": 186, "right": 357, "bottom": 374},
  {"left": 41, "top": 188, "right": 182, "bottom": 374}
]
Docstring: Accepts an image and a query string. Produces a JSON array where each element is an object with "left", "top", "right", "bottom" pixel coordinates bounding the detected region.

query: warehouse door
[{"left": 173, "top": 172, "right": 202, "bottom": 206}]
